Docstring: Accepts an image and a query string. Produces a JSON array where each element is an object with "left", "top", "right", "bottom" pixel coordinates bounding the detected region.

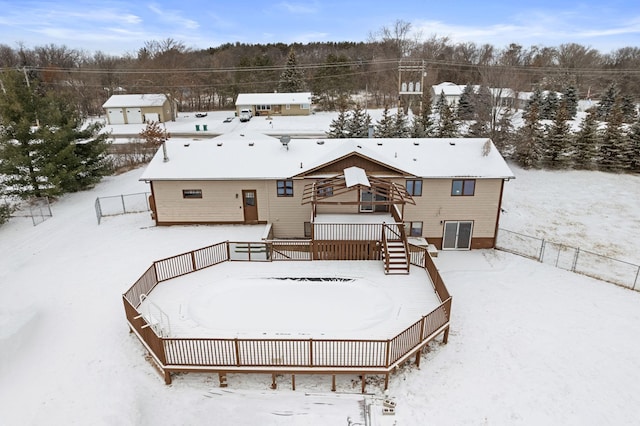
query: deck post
[
  {"left": 291, "top": 374, "right": 296, "bottom": 391},
  {"left": 443, "top": 325, "right": 450, "bottom": 344},
  {"left": 415, "top": 349, "right": 422, "bottom": 367},
  {"left": 361, "top": 374, "right": 366, "bottom": 393},
  {"left": 163, "top": 369, "right": 172, "bottom": 385},
  {"left": 331, "top": 375, "right": 336, "bottom": 392},
  {"left": 219, "top": 372, "right": 228, "bottom": 387},
  {"left": 271, "top": 373, "right": 277, "bottom": 389},
  {"left": 190, "top": 250, "right": 197, "bottom": 271},
  {"left": 384, "top": 373, "right": 390, "bottom": 390}
]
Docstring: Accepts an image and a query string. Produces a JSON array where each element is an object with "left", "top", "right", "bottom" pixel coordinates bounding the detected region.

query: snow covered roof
[
  {"left": 102, "top": 94, "right": 168, "bottom": 108},
  {"left": 140, "top": 132, "right": 515, "bottom": 181},
  {"left": 235, "top": 92, "right": 313, "bottom": 105}
]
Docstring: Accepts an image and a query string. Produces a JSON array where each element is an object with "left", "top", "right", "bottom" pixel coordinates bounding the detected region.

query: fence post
[
  {"left": 539, "top": 239, "right": 545, "bottom": 262},
  {"left": 309, "top": 338, "right": 313, "bottom": 367},
  {"left": 572, "top": 248, "right": 580, "bottom": 272},
  {"left": 121, "top": 194, "right": 126, "bottom": 214},
  {"left": 634, "top": 266, "right": 640, "bottom": 291}
]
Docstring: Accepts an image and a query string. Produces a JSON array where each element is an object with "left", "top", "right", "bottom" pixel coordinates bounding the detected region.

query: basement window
[{"left": 182, "top": 189, "right": 203, "bottom": 199}]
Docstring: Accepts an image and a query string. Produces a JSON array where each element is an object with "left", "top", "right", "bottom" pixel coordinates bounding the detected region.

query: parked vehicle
[
  {"left": 223, "top": 117, "right": 234, "bottom": 123},
  {"left": 195, "top": 112, "right": 207, "bottom": 118},
  {"left": 239, "top": 109, "right": 252, "bottom": 122}
]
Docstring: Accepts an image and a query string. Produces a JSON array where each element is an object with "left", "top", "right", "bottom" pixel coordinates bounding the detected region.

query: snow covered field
[{"left": 1, "top": 161, "right": 640, "bottom": 425}]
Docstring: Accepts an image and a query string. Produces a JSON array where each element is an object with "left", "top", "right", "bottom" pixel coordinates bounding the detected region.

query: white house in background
[
  {"left": 431, "top": 83, "right": 481, "bottom": 107},
  {"left": 235, "top": 92, "right": 313, "bottom": 117},
  {"left": 102, "top": 94, "right": 175, "bottom": 125}
]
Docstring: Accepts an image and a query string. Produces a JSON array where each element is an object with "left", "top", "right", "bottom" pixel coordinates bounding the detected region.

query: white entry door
[{"left": 442, "top": 221, "right": 473, "bottom": 250}]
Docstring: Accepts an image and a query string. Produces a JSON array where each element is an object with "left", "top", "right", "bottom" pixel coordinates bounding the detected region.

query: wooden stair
[{"left": 382, "top": 238, "right": 409, "bottom": 275}]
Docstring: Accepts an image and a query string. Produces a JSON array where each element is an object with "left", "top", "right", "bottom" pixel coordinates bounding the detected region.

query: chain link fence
[
  {"left": 95, "top": 192, "right": 151, "bottom": 224},
  {"left": 3, "top": 196, "right": 53, "bottom": 226},
  {"left": 496, "top": 228, "right": 640, "bottom": 291}
]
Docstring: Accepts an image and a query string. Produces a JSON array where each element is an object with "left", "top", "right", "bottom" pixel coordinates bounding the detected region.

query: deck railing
[{"left": 123, "top": 240, "right": 451, "bottom": 388}]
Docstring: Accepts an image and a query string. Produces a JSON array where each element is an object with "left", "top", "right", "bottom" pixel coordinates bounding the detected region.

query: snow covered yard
[{"left": 1, "top": 165, "right": 640, "bottom": 425}]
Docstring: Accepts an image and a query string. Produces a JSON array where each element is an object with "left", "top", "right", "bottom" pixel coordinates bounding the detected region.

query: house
[
  {"left": 235, "top": 92, "right": 312, "bottom": 117},
  {"left": 140, "top": 133, "right": 515, "bottom": 251},
  {"left": 102, "top": 94, "right": 175, "bottom": 125},
  {"left": 430, "top": 82, "right": 481, "bottom": 107}
]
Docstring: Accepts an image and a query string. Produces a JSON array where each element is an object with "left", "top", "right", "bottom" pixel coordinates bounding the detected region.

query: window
[
  {"left": 451, "top": 179, "right": 475, "bottom": 196},
  {"left": 182, "top": 189, "right": 202, "bottom": 199},
  {"left": 285, "top": 104, "right": 291, "bottom": 110},
  {"left": 317, "top": 186, "right": 333, "bottom": 197},
  {"left": 406, "top": 179, "right": 423, "bottom": 196},
  {"left": 277, "top": 180, "right": 294, "bottom": 197},
  {"left": 301, "top": 103, "right": 310, "bottom": 109},
  {"left": 405, "top": 221, "right": 423, "bottom": 237},
  {"left": 256, "top": 105, "right": 271, "bottom": 111}
]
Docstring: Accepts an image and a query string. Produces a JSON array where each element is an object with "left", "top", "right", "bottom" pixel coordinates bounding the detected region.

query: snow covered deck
[{"left": 139, "top": 260, "right": 441, "bottom": 340}]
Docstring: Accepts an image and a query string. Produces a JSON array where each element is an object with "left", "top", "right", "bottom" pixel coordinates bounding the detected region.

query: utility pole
[{"left": 398, "top": 60, "right": 426, "bottom": 114}]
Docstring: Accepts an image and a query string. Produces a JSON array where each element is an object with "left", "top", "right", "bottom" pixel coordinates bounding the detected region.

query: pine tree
[
  {"left": 434, "top": 101, "right": 459, "bottom": 138},
  {"left": 572, "top": 108, "right": 599, "bottom": 170},
  {"left": 468, "top": 85, "right": 492, "bottom": 138},
  {"left": 456, "top": 84, "right": 474, "bottom": 120},
  {"left": 523, "top": 87, "right": 543, "bottom": 118},
  {"left": 0, "top": 69, "right": 111, "bottom": 198},
  {"left": 393, "top": 109, "right": 410, "bottom": 138},
  {"left": 514, "top": 100, "right": 544, "bottom": 168},
  {"left": 327, "top": 102, "right": 350, "bottom": 138},
  {"left": 620, "top": 94, "right": 637, "bottom": 123},
  {"left": 374, "top": 106, "right": 395, "bottom": 138},
  {"left": 562, "top": 85, "right": 579, "bottom": 118},
  {"left": 629, "top": 117, "right": 640, "bottom": 172},
  {"left": 346, "top": 103, "right": 371, "bottom": 138},
  {"left": 542, "top": 91, "right": 559, "bottom": 120},
  {"left": 597, "top": 84, "right": 618, "bottom": 121},
  {"left": 598, "top": 100, "right": 631, "bottom": 171},
  {"left": 493, "top": 108, "right": 515, "bottom": 155},
  {"left": 278, "top": 48, "right": 306, "bottom": 93},
  {"left": 434, "top": 90, "right": 448, "bottom": 115},
  {"left": 542, "top": 100, "right": 572, "bottom": 169},
  {"left": 410, "top": 91, "right": 434, "bottom": 138}
]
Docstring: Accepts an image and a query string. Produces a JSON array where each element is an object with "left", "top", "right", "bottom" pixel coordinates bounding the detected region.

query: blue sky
[{"left": 0, "top": 1, "right": 638, "bottom": 55}]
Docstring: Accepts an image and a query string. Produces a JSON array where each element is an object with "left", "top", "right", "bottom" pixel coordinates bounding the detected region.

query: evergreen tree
[
  {"left": 620, "top": 94, "right": 637, "bottom": 123},
  {"left": 523, "top": 87, "right": 543, "bottom": 118},
  {"left": 542, "top": 100, "right": 572, "bottom": 169},
  {"left": 514, "top": 100, "right": 544, "bottom": 168},
  {"left": 374, "top": 106, "right": 395, "bottom": 138},
  {"left": 562, "top": 85, "right": 579, "bottom": 118},
  {"left": 277, "top": 48, "right": 306, "bottom": 93},
  {"left": 572, "top": 108, "right": 599, "bottom": 170},
  {"left": 456, "top": 84, "right": 474, "bottom": 120},
  {"left": 327, "top": 99, "right": 350, "bottom": 138},
  {"left": 467, "top": 85, "right": 492, "bottom": 138},
  {"left": 598, "top": 100, "right": 631, "bottom": 171},
  {"left": 434, "top": 100, "right": 459, "bottom": 138},
  {"left": 410, "top": 91, "right": 434, "bottom": 138},
  {"left": 346, "top": 103, "right": 371, "bottom": 138},
  {"left": 542, "top": 91, "right": 559, "bottom": 120},
  {"left": 393, "top": 108, "right": 410, "bottom": 138},
  {"left": 597, "top": 83, "right": 618, "bottom": 121},
  {"left": 629, "top": 117, "right": 640, "bottom": 172},
  {"left": 0, "top": 69, "right": 111, "bottom": 198},
  {"left": 493, "top": 108, "right": 515, "bottom": 155},
  {"left": 434, "top": 90, "right": 448, "bottom": 115}
]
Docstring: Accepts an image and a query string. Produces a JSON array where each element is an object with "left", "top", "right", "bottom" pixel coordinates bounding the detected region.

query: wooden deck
[{"left": 123, "top": 240, "right": 451, "bottom": 391}]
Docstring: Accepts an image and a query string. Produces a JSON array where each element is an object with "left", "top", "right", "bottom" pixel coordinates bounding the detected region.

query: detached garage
[{"left": 102, "top": 94, "right": 175, "bottom": 125}]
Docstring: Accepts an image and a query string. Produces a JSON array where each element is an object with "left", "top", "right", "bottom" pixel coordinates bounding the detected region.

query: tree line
[{"left": 1, "top": 19, "right": 640, "bottom": 116}]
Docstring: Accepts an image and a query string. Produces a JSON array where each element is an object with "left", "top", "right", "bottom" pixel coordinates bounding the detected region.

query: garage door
[
  {"left": 107, "top": 109, "right": 125, "bottom": 125},
  {"left": 126, "top": 108, "right": 143, "bottom": 124}
]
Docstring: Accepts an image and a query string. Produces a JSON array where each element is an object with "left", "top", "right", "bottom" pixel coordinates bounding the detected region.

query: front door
[
  {"left": 242, "top": 190, "right": 258, "bottom": 223},
  {"left": 442, "top": 221, "right": 473, "bottom": 250}
]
